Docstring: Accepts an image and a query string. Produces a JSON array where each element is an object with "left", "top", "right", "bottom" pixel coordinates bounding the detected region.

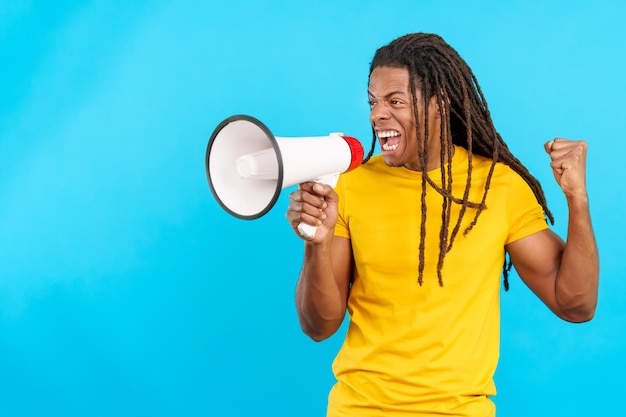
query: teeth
[
  {"left": 378, "top": 130, "right": 400, "bottom": 151},
  {"left": 382, "top": 143, "right": 399, "bottom": 151},
  {"left": 377, "top": 130, "right": 399, "bottom": 139}
]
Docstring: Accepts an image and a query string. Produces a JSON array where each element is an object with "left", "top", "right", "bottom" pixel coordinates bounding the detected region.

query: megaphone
[{"left": 205, "top": 114, "right": 364, "bottom": 238}]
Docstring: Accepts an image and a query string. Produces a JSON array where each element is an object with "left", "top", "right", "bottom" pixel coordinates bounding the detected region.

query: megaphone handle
[
  {"left": 297, "top": 222, "right": 318, "bottom": 239},
  {"left": 297, "top": 173, "right": 340, "bottom": 239}
]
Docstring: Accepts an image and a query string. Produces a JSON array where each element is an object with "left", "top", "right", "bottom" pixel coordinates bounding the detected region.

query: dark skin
[{"left": 286, "top": 66, "right": 599, "bottom": 341}]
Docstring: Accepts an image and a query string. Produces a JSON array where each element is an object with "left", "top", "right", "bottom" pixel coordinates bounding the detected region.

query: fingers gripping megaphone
[{"left": 205, "top": 115, "right": 364, "bottom": 238}]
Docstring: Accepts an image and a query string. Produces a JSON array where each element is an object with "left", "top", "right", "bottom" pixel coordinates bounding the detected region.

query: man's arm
[
  {"left": 295, "top": 236, "right": 352, "bottom": 341},
  {"left": 506, "top": 138, "right": 599, "bottom": 322},
  {"left": 287, "top": 182, "right": 353, "bottom": 341}
]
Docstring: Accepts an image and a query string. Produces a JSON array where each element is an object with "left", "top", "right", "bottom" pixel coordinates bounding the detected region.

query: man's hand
[
  {"left": 286, "top": 182, "right": 339, "bottom": 242},
  {"left": 544, "top": 138, "right": 589, "bottom": 199}
]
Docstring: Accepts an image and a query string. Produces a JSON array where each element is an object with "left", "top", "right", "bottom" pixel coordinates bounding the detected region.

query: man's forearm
[
  {"left": 296, "top": 241, "right": 347, "bottom": 341},
  {"left": 555, "top": 194, "right": 599, "bottom": 322}
]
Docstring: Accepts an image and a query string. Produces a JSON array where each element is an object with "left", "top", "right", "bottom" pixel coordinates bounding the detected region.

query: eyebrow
[{"left": 368, "top": 90, "right": 407, "bottom": 99}]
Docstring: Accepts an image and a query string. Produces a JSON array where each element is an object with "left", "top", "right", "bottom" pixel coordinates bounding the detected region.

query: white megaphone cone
[{"left": 205, "top": 115, "right": 364, "bottom": 238}]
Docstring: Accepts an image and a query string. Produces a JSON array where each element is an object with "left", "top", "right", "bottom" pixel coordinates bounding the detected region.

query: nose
[{"left": 370, "top": 102, "right": 390, "bottom": 123}]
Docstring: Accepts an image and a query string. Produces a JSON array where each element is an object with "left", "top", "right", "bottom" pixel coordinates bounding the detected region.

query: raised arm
[
  {"left": 287, "top": 182, "right": 353, "bottom": 341},
  {"left": 506, "top": 138, "right": 599, "bottom": 322}
]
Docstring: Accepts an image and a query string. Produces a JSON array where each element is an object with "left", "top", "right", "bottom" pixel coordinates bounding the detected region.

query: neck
[
  {"left": 426, "top": 140, "right": 455, "bottom": 171},
  {"left": 404, "top": 137, "right": 455, "bottom": 172}
]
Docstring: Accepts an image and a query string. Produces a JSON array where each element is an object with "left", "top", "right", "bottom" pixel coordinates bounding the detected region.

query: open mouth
[{"left": 377, "top": 130, "right": 400, "bottom": 151}]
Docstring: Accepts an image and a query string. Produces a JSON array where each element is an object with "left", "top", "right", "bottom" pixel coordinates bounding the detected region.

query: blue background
[{"left": 1, "top": 0, "right": 624, "bottom": 415}]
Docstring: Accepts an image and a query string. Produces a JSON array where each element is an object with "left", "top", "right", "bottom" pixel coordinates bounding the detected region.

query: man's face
[{"left": 368, "top": 66, "right": 438, "bottom": 171}]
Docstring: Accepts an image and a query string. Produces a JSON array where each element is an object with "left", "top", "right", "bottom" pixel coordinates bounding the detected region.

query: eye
[{"left": 368, "top": 100, "right": 377, "bottom": 109}]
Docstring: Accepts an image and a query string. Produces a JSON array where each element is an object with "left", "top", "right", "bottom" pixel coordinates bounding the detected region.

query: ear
[
  {"left": 429, "top": 89, "right": 449, "bottom": 119},
  {"left": 428, "top": 94, "right": 443, "bottom": 119}
]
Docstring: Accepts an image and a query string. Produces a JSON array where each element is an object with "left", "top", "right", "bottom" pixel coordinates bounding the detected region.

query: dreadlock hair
[{"left": 363, "top": 33, "right": 554, "bottom": 290}]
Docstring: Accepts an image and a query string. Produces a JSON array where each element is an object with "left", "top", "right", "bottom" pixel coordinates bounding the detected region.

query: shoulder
[
  {"left": 452, "top": 146, "right": 519, "bottom": 187},
  {"left": 339, "top": 155, "right": 392, "bottom": 183}
]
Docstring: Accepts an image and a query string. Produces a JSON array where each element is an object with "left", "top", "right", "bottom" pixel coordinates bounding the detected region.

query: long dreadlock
[{"left": 362, "top": 33, "right": 554, "bottom": 290}]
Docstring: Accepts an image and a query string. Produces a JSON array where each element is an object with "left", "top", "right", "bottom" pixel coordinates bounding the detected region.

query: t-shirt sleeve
[
  {"left": 334, "top": 174, "right": 350, "bottom": 240},
  {"left": 506, "top": 169, "right": 550, "bottom": 245}
]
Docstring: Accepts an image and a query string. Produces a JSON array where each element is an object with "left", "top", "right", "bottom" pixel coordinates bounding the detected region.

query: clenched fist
[{"left": 544, "top": 138, "right": 589, "bottom": 199}]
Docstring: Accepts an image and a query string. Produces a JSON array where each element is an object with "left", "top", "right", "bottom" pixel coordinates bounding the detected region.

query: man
[{"left": 286, "top": 33, "right": 598, "bottom": 417}]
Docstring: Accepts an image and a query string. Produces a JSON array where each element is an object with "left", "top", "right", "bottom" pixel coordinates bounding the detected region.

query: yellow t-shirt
[{"left": 329, "top": 146, "right": 548, "bottom": 416}]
